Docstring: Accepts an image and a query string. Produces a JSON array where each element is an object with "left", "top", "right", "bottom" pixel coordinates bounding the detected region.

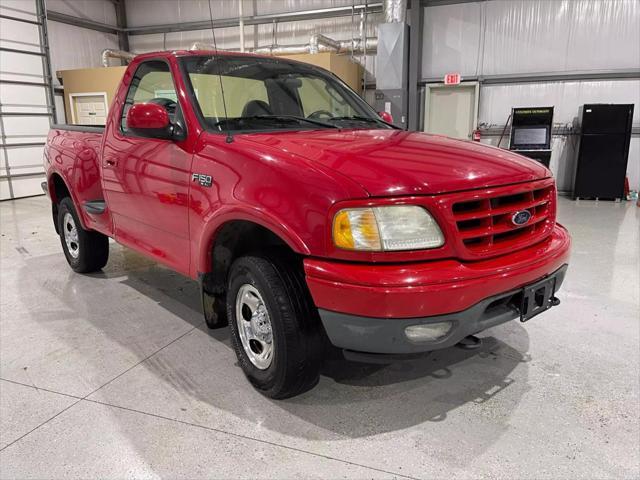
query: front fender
[
  {"left": 193, "top": 204, "right": 311, "bottom": 276},
  {"left": 189, "top": 133, "right": 368, "bottom": 279}
]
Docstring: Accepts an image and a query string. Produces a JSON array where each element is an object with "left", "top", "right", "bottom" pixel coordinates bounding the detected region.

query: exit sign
[{"left": 444, "top": 73, "right": 461, "bottom": 85}]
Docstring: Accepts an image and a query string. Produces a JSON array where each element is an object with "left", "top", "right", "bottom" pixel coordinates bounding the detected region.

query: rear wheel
[
  {"left": 227, "top": 253, "right": 323, "bottom": 399},
  {"left": 57, "top": 197, "right": 109, "bottom": 273}
]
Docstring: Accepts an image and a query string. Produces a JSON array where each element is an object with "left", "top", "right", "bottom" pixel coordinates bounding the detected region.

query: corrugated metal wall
[
  {"left": 421, "top": 0, "right": 640, "bottom": 192},
  {"left": 46, "top": 0, "right": 119, "bottom": 85},
  {"left": 479, "top": 80, "right": 640, "bottom": 192},
  {"left": 422, "top": 0, "right": 639, "bottom": 78},
  {"left": 126, "top": 0, "right": 380, "bottom": 80},
  {"left": 0, "top": 0, "right": 54, "bottom": 199}
]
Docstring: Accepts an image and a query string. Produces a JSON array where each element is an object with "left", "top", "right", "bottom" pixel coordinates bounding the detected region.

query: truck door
[{"left": 102, "top": 59, "right": 192, "bottom": 275}]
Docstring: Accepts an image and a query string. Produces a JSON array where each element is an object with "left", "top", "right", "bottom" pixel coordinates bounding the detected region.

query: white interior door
[
  {"left": 424, "top": 83, "right": 478, "bottom": 140},
  {"left": 71, "top": 94, "right": 108, "bottom": 126}
]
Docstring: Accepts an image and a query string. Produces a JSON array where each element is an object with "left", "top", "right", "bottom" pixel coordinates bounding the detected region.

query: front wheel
[
  {"left": 227, "top": 253, "right": 323, "bottom": 399},
  {"left": 57, "top": 197, "right": 109, "bottom": 273}
]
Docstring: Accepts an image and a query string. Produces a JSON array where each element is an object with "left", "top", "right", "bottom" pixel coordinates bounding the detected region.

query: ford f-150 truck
[{"left": 44, "top": 50, "right": 570, "bottom": 398}]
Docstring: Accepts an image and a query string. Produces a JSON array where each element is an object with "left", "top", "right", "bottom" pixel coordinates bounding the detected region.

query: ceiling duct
[
  {"left": 101, "top": 49, "right": 136, "bottom": 67},
  {"left": 374, "top": 0, "right": 409, "bottom": 128},
  {"left": 253, "top": 37, "right": 377, "bottom": 56},
  {"left": 383, "top": 0, "right": 407, "bottom": 23},
  {"left": 190, "top": 36, "right": 377, "bottom": 56},
  {"left": 309, "top": 33, "right": 341, "bottom": 54}
]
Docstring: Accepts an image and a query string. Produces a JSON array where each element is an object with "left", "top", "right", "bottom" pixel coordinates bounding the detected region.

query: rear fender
[{"left": 47, "top": 171, "right": 91, "bottom": 231}]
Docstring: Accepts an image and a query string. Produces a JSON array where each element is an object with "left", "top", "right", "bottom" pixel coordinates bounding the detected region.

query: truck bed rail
[{"left": 51, "top": 124, "right": 105, "bottom": 133}]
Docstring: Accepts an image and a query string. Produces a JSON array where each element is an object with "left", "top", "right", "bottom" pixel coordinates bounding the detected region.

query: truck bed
[
  {"left": 46, "top": 125, "right": 110, "bottom": 235},
  {"left": 50, "top": 124, "right": 105, "bottom": 133}
]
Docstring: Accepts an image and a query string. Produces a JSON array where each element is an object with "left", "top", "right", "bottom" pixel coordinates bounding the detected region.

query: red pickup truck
[{"left": 44, "top": 50, "right": 570, "bottom": 398}]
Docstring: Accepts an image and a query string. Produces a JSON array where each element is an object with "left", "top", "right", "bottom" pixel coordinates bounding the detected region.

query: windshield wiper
[
  {"left": 329, "top": 115, "right": 401, "bottom": 129},
  {"left": 223, "top": 115, "right": 338, "bottom": 129},
  {"left": 328, "top": 115, "right": 386, "bottom": 125}
]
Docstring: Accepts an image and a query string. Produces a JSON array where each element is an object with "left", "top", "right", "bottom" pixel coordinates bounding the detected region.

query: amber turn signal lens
[
  {"left": 332, "top": 208, "right": 381, "bottom": 250},
  {"left": 333, "top": 210, "right": 355, "bottom": 249}
]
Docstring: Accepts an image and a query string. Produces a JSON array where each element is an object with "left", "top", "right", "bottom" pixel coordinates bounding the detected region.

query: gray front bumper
[{"left": 319, "top": 264, "right": 568, "bottom": 355}]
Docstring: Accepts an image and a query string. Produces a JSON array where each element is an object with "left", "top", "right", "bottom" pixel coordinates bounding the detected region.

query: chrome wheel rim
[
  {"left": 235, "top": 284, "right": 273, "bottom": 370},
  {"left": 63, "top": 213, "right": 80, "bottom": 259}
]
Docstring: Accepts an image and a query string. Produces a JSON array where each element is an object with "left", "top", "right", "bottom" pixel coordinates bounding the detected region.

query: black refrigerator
[{"left": 573, "top": 104, "right": 634, "bottom": 200}]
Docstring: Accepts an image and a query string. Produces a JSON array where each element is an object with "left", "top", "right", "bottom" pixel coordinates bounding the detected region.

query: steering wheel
[
  {"left": 149, "top": 97, "right": 177, "bottom": 116},
  {"left": 307, "top": 109, "right": 334, "bottom": 120}
]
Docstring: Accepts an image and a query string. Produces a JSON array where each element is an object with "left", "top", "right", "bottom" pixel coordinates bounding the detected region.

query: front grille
[{"left": 451, "top": 182, "right": 555, "bottom": 256}]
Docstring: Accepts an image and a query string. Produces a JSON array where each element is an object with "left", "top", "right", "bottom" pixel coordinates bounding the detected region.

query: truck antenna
[{"left": 207, "top": 0, "right": 233, "bottom": 143}]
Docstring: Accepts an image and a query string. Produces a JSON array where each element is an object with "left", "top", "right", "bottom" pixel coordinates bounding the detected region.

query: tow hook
[
  {"left": 551, "top": 296, "right": 561, "bottom": 306},
  {"left": 456, "top": 334, "right": 482, "bottom": 350}
]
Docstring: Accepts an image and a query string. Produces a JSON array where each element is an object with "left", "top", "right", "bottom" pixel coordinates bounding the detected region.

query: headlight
[{"left": 332, "top": 205, "right": 444, "bottom": 251}]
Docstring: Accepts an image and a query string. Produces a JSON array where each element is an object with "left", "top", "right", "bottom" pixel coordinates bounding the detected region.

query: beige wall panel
[
  {"left": 59, "top": 67, "right": 126, "bottom": 124},
  {"left": 278, "top": 53, "right": 363, "bottom": 92}
]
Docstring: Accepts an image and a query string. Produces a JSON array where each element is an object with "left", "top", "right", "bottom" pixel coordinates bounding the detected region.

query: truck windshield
[{"left": 180, "top": 55, "right": 390, "bottom": 132}]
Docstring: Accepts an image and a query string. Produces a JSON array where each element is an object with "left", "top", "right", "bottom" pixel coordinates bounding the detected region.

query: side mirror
[
  {"left": 126, "top": 103, "right": 172, "bottom": 139},
  {"left": 378, "top": 111, "right": 393, "bottom": 124}
]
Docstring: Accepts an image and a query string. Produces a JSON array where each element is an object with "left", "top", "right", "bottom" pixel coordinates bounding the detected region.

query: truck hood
[{"left": 241, "top": 129, "right": 550, "bottom": 197}]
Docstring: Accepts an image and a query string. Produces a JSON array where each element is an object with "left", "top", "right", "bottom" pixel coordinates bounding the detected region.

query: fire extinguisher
[
  {"left": 624, "top": 177, "right": 630, "bottom": 198},
  {"left": 472, "top": 129, "right": 481, "bottom": 142}
]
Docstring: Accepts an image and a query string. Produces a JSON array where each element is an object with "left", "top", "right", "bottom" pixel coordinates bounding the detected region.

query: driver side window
[{"left": 121, "top": 60, "right": 177, "bottom": 133}]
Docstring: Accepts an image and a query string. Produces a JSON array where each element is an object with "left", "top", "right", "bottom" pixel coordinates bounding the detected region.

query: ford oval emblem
[{"left": 512, "top": 210, "right": 532, "bottom": 226}]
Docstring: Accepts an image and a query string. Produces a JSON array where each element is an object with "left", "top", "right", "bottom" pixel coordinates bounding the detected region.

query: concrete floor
[{"left": 0, "top": 195, "right": 638, "bottom": 479}]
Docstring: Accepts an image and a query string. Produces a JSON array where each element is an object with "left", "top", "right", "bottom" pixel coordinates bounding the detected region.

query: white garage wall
[
  {"left": 479, "top": 81, "right": 640, "bottom": 127},
  {"left": 479, "top": 79, "right": 640, "bottom": 192},
  {"left": 422, "top": 0, "right": 640, "bottom": 79},
  {"left": 46, "top": 0, "right": 117, "bottom": 25},
  {"left": 126, "top": 0, "right": 379, "bottom": 78},
  {"left": 126, "top": 0, "right": 366, "bottom": 25},
  {"left": 46, "top": 0, "right": 119, "bottom": 86},
  {"left": 481, "top": 132, "right": 639, "bottom": 195},
  {"left": 422, "top": 0, "right": 640, "bottom": 193},
  {"left": 0, "top": 0, "right": 52, "bottom": 200},
  {"left": 48, "top": 22, "right": 119, "bottom": 85}
]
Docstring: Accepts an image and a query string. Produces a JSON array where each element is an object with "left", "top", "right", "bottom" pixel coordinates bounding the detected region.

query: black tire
[
  {"left": 227, "top": 253, "right": 323, "bottom": 399},
  {"left": 57, "top": 197, "right": 109, "bottom": 273}
]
